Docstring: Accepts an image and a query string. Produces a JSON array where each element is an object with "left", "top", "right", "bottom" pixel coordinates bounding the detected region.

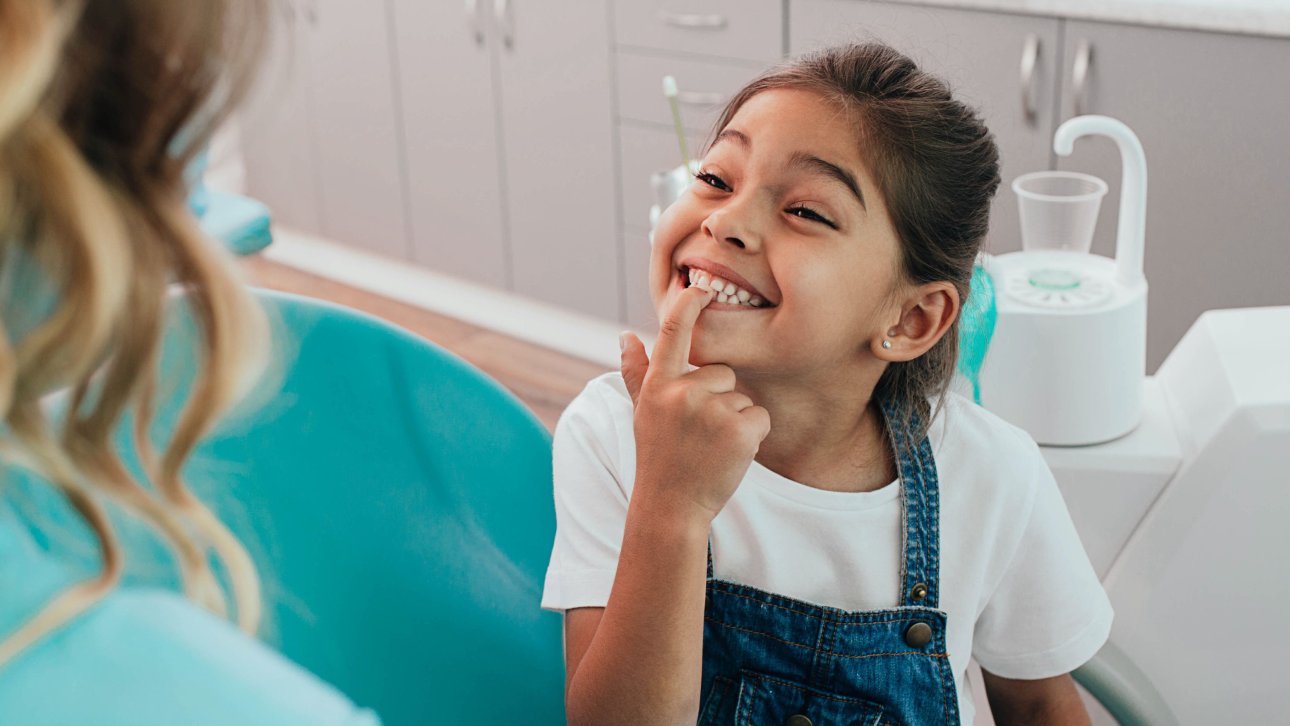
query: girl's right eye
[{"left": 695, "top": 171, "right": 732, "bottom": 192}]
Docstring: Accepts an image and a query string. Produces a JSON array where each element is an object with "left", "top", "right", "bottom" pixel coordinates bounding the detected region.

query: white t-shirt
[{"left": 542, "top": 372, "right": 1113, "bottom": 724}]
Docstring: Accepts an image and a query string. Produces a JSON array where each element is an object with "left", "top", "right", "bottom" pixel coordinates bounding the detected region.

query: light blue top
[{"left": 0, "top": 491, "right": 380, "bottom": 726}]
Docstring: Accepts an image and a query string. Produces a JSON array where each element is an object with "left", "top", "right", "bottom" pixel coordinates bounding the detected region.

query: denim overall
[{"left": 698, "top": 394, "right": 960, "bottom": 725}]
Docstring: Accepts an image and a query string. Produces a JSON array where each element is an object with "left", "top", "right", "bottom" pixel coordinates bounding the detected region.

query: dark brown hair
[{"left": 710, "top": 43, "right": 1000, "bottom": 439}]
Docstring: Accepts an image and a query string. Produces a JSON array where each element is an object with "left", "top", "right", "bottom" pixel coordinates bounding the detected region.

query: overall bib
[{"left": 698, "top": 394, "right": 960, "bottom": 725}]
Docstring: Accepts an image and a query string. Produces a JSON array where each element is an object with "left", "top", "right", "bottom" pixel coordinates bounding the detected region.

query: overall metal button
[
  {"left": 909, "top": 582, "right": 928, "bottom": 602},
  {"left": 905, "top": 621, "right": 933, "bottom": 648},
  {"left": 786, "top": 715, "right": 812, "bottom": 726}
]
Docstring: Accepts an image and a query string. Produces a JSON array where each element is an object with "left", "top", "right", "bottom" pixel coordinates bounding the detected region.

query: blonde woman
[{"left": 0, "top": 1, "right": 377, "bottom": 722}]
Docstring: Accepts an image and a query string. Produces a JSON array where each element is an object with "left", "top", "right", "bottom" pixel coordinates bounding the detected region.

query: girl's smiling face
[{"left": 650, "top": 87, "right": 906, "bottom": 379}]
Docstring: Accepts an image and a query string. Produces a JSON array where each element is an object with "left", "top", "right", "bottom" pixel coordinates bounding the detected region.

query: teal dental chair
[
  {"left": 180, "top": 290, "right": 566, "bottom": 724},
  {"left": 28, "top": 289, "right": 564, "bottom": 725}
]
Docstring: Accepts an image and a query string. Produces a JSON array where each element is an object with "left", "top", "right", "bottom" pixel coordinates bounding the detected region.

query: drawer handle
[
  {"left": 659, "top": 12, "right": 728, "bottom": 30},
  {"left": 677, "top": 90, "right": 725, "bottom": 106},
  {"left": 494, "top": 0, "right": 514, "bottom": 49},
  {"left": 1019, "top": 33, "right": 1040, "bottom": 125},
  {"left": 465, "top": 0, "right": 484, "bottom": 45},
  {"left": 1073, "top": 39, "right": 1093, "bottom": 116}
]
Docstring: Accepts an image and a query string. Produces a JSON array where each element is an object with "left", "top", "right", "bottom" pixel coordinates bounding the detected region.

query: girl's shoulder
[
  {"left": 927, "top": 390, "right": 1050, "bottom": 503},
  {"left": 560, "top": 372, "right": 634, "bottom": 427}
]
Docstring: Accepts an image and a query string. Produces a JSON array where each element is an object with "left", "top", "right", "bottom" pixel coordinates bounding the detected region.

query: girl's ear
[{"left": 876, "top": 282, "right": 959, "bottom": 361}]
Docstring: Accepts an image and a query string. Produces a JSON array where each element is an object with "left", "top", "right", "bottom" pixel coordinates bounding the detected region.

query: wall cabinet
[
  {"left": 246, "top": 0, "right": 618, "bottom": 320},
  {"left": 242, "top": 0, "right": 409, "bottom": 261},
  {"left": 793, "top": 0, "right": 1290, "bottom": 372},
  {"left": 243, "top": 1, "right": 1288, "bottom": 368}
]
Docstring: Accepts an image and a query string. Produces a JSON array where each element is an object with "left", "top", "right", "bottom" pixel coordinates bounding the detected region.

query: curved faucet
[{"left": 1054, "top": 115, "right": 1148, "bottom": 287}]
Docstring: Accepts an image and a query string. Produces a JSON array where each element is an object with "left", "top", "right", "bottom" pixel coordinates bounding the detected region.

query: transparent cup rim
[{"left": 1012, "top": 171, "right": 1109, "bottom": 203}]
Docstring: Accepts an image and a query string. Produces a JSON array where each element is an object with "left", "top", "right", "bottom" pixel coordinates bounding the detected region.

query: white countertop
[{"left": 879, "top": 0, "right": 1290, "bottom": 39}]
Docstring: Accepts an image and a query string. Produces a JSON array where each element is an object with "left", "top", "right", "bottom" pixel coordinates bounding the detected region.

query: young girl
[{"left": 542, "top": 44, "right": 1112, "bottom": 725}]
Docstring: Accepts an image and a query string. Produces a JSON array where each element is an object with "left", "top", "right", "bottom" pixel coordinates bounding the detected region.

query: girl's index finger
[{"left": 651, "top": 285, "right": 715, "bottom": 379}]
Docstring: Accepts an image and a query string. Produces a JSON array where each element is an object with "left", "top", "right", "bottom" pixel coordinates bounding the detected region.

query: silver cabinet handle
[
  {"left": 493, "top": 0, "right": 513, "bottom": 49},
  {"left": 465, "top": 0, "right": 484, "bottom": 45},
  {"left": 1073, "top": 39, "right": 1093, "bottom": 116},
  {"left": 659, "top": 12, "right": 727, "bottom": 30},
  {"left": 1019, "top": 33, "right": 1040, "bottom": 125},
  {"left": 677, "top": 90, "right": 725, "bottom": 106}
]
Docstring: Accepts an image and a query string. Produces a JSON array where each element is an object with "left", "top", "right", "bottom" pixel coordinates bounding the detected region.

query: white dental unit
[{"left": 649, "top": 112, "right": 1290, "bottom": 724}]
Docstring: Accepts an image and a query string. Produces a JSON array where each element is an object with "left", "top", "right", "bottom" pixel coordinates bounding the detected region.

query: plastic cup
[{"left": 1012, "top": 171, "right": 1108, "bottom": 254}]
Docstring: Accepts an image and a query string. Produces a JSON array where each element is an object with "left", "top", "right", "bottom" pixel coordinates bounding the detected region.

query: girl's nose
[{"left": 701, "top": 200, "right": 763, "bottom": 252}]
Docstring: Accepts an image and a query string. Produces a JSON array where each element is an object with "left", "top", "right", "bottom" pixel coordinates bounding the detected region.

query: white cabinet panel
[
  {"left": 305, "top": 0, "right": 409, "bottom": 260},
  {"left": 792, "top": 0, "right": 1062, "bottom": 257},
  {"left": 391, "top": 0, "right": 506, "bottom": 288},
  {"left": 622, "top": 227, "right": 657, "bottom": 331},
  {"left": 496, "top": 0, "right": 620, "bottom": 319},
  {"left": 241, "top": 5, "right": 322, "bottom": 234},
  {"left": 616, "top": 51, "right": 763, "bottom": 135}
]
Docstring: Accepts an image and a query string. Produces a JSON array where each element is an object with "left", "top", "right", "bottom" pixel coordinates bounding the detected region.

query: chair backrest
[{"left": 147, "top": 290, "right": 565, "bottom": 724}]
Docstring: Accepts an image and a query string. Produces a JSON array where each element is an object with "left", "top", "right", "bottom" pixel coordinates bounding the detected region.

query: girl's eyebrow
[
  {"left": 788, "top": 151, "right": 866, "bottom": 209},
  {"left": 712, "top": 127, "right": 865, "bottom": 210},
  {"left": 712, "top": 128, "right": 752, "bottom": 150}
]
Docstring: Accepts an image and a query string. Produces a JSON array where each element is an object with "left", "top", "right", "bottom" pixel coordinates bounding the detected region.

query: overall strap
[{"left": 878, "top": 394, "right": 942, "bottom": 609}]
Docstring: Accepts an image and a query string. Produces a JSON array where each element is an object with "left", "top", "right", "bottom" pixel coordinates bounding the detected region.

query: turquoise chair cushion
[
  {"left": 152, "top": 290, "right": 566, "bottom": 725},
  {"left": 2, "top": 290, "right": 565, "bottom": 725}
]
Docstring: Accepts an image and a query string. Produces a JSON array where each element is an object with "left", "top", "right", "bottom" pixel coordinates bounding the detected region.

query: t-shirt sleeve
[
  {"left": 540, "top": 377, "right": 632, "bottom": 612},
  {"left": 971, "top": 435, "right": 1114, "bottom": 679}
]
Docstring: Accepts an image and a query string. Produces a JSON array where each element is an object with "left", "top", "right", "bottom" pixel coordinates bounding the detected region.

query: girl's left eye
[
  {"left": 787, "top": 205, "right": 837, "bottom": 229},
  {"left": 695, "top": 171, "right": 732, "bottom": 192}
]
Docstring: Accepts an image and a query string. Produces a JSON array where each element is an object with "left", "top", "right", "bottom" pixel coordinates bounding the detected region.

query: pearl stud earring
[{"left": 881, "top": 339, "right": 892, "bottom": 349}]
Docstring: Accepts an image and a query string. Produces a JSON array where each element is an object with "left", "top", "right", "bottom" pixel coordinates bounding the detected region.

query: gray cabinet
[
  {"left": 242, "top": 0, "right": 409, "bottom": 260},
  {"left": 495, "top": 1, "right": 619, "bottom": 319},
  {"left": 791, "top": 0, "right": 1062, "bottom": 259},
  {"left": 1055, "top": 21, "right": 1290, "bottom": 371},
  {"left": 241, "top": 1, "right": 322, "bottom": 236},
  {"left": 391, "top": 0, "right": 507, "bottom": 289}
]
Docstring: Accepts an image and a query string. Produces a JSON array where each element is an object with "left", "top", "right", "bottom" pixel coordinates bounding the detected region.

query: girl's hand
[{"left": 619, "top": 285, "right": 772, "bottom": 524}]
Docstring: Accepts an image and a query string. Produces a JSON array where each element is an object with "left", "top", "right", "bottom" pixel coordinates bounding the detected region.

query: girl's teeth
[{"left": 683, "top": 268, "right": 768, "bottom": 307}]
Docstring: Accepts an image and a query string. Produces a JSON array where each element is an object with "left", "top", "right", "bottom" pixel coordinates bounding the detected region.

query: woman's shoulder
[{"left": 0, "top": 587, "right": 379, "bottom": 726}]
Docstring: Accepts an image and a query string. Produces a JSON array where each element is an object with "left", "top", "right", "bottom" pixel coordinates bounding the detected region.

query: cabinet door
[
  {"left": 791, "top": 0, "right": 1062, "bottom": 255},
  {"left": 241, "top": 2, "right": 322, "bottom": 234},
  {"left": 303, "top": 0, "right": 409, "bottom": 260},
  {"left": 391, "top": 0, "right": 506, "bottom": 288},
  {"left": 495, "top": 0, "right": 620, "bottom": 319},
  {"left": 1057, "top": 22, "right": 1290, "bottom": 372}
]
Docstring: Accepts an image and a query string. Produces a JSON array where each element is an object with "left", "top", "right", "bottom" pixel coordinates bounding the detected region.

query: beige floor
[{"left": 238, "top": 256, "right": 612, "bottom": 431}]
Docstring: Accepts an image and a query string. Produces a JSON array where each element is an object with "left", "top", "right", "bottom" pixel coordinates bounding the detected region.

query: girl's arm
[
  {"left": 564, "top": 285, "right": 769, "bottom": 725},
  {"left": 982, "top": 670, "right": 1092, "bottom": 726},
  {"left": 564, "top": 492, "right": 710, "bottom": 725}
]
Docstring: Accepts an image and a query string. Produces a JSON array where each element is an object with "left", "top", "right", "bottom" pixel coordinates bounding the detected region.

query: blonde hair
[{"left": 0, "top": 0, "right": 271, "bottom": 666}]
